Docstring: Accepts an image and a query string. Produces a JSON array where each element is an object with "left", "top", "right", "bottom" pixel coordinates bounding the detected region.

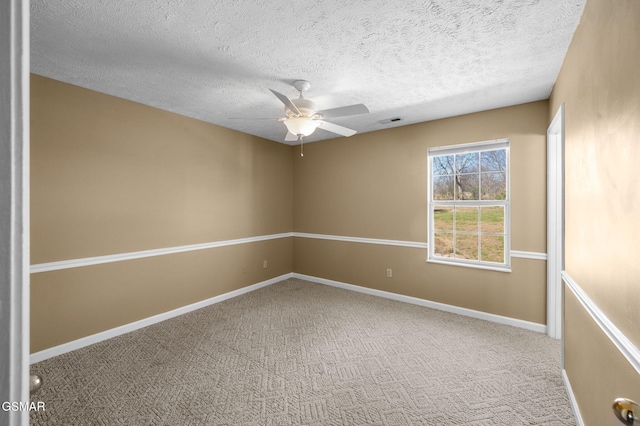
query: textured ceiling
[{"left": 31, "top": 0, "right": 586, "bottom": 145}]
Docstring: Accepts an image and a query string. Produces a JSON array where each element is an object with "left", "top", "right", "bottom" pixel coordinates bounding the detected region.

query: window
[{"left": 427, "top": 139, "right": 510, "bottom": 271}]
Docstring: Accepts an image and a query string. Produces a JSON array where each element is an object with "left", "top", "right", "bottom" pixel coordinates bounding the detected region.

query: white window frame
[{"left": 427, "top": 139, "right": 511, "bottom": 272}]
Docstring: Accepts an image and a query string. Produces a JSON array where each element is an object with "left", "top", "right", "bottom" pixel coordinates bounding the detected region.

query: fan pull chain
[{"left": 299, "top": 135, "right": 304, "bottom": 157}]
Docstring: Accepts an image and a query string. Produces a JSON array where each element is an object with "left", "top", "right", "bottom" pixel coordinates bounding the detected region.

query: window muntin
[{"left": 428, "top": 140, "right": 510, "bottom": 270}]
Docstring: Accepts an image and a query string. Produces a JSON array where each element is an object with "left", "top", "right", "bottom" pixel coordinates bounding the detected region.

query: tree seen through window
[{"left": 428, "top": 141, "right": 509, "bottom": 269}]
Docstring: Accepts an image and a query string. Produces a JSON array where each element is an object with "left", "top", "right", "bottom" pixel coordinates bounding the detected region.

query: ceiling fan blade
[
  {"left": 316, "top": 120, "right": 357, "bottom": 137},
  {"left": 269, "top": 89, "right": 301, "bottom": 116},
  {"left": 228, "top": 117, "right": 285, "bottom": 120},
  {"left": 284, "top": 132, "right": 299, "bottom": 142},
  {"left": 316, "top": 104, "right": 369, "bottom": 119}
]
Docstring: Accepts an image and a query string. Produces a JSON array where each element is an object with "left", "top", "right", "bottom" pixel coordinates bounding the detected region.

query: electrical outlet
[
  {"left": 386, "top": 268, "right": 392, "bottom": 278},
  {"left": 263, "top": 260, "right": 268, "bottom": 268}
]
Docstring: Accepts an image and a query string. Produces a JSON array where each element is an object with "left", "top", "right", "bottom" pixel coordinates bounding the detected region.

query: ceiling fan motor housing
[{"left": 287, "top": 98, "right": 318, "bottom": 118}]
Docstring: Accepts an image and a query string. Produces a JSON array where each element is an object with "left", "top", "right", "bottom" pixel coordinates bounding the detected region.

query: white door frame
[
  {"left": 547, "top": 104, "right": 565, "bottom": 342},
  {"left": 0, "top": 1, "right": 30, "bottom": 425}
]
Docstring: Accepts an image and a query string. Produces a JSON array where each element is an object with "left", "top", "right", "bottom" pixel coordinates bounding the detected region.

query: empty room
[{"left": 2, "top": 0, "right": 639, "bottom": 425}]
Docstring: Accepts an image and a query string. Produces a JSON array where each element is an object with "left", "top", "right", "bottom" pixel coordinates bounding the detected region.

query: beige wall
[
  {"left": 30, "top": 75, "right": 293, "bottom": 352},
  {"left": 31, "top": 76, "right": 550, "bottom": 352},
  {"left": 31, "top": 239, "right": 292, "bottom": 352},
  {"left": 549, "top": 0, "right": 640, "bottom": 423},
  {"left": 31, "top": 75, "right": 292, "bottom": 263},
  {"left": 29, "top": 1, "right": 640, "bottom": 420},
  {"left": 293, "top": 101, "right": 549, "bottom": 324},
  {"left": 564, "top": 289, "right": 640, "bottom": 425}
]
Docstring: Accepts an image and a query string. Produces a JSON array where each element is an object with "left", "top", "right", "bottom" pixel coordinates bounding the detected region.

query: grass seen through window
[
  {"left": 428, "top": 141, "right": 509, "bottom": 269},
  {"left": 433, "top": 206, "right": 504, "bottom": 263}
]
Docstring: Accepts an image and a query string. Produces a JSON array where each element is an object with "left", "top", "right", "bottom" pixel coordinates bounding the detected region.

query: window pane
[
  {"left": 433, "top": 206, "right": 453, "bottom": 231},
  {"left": 456, "top": 152, "right": 479, "bottom": 173},
  {"left": 433, "top": 176, "right": 454, "bottom": 200},
  {"left": 455, "top": 233, "right": 478, "bottom": 260},
  {"left": 455, "top": 207, "right": 478, "bottom": 232},
  {"left": 480, "top": 235, "right": 504, "bottom": 263},
  {"left": 455, "top": 174, "right": 479, "bottom": 200},
  {"left": 433, "top": 155, "right": 454, "bottom": 175},
  {"left": 433, "top": 232, "right": 454, "bottom": 257},
  {"left": 480, "top": 206, "right": 504, "bottom": 234},
  {"left": 481, "top": 172, "right": 506, "bottom": 200},
  {"left": 428, "top": 141, "right": 509, "bottom": 269},
  {"left": 481, "top": 149, "right": 507, "bottom": 172}
]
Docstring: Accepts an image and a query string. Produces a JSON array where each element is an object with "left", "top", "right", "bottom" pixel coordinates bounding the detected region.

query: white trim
[
  {"left": 30, "top": 273, "right": 293, "bottom": 364},
  {"left": 1, "top": 0, "right": 30, "bottom": 424},
  {"left": 426, "top": 257, "right": 512, "bottom": 273},
  {"left": 511, "top": 250, "right": 547, "bottom": 260},
  {"left": 547, "top": 104, "right": 565, "bottom": 340},
  {"left": 30, "top": 233, "right": 293, "bottom": 273},
  {"left": 30, "top": 270, "right": 551, "bottom": 364},
  {"left": 293, "top": 273, "right": 547, "bottom": 334},
  {"left": 427, "top": 141, "right": 512, "bottom": 270},
  {"left": 293, "top": 232, "right": 546, "bottom": 260},
  {"left": 563, "top": 271, "right": 640, "bottom": 375},
  {"left": 29, "top": 232, "right": 548, "bottom": 275},
  {"left": 562, "top": 369, "right": 584, "bottom": 426},
  {"left": 428, "top": 138, "right": 510, "bottom": 156},
  {"left": 292, "top": 232, "right": 428, "bottom": 249}
]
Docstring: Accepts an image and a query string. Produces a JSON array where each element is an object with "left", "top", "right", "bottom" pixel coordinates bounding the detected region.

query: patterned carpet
[{"left": 30, "top": 278, "right": 576, "bottom": 425}]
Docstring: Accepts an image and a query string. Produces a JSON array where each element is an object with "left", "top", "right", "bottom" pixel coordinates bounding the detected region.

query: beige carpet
[{"left": 30, "top": 278, "right": 575, "bottom": 425}]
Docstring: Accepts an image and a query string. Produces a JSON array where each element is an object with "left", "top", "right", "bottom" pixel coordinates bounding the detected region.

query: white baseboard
[
  {"left": 30, "top": 273, "right": 293, "bottom": 364},
  {"left": 562, "top": 369, "right": 584, "bottom": 426},
  {"left": 31, "top": 272, "right": 546, "bottom": 364},
  {"left": 293, "top": 273, "right": 547, "bottom": 334}
]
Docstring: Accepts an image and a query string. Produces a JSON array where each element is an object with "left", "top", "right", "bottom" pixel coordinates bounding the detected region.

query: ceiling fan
[{"left": 235, "top": 80, "right": 369, "bottom": 156}]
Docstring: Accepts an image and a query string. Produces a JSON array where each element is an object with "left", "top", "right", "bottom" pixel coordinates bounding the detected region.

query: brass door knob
[{"left": 613, "top": 398, "right": 639, "bottom": 425}]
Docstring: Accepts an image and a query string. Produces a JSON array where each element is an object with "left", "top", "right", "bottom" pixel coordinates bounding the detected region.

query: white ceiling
[{"left": 31, "top": 0, "right": 586, "bottom": 145}]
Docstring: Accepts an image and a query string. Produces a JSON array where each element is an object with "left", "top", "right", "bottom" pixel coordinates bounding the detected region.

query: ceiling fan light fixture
[
  {"left": 284, "top": 117, "right": 319, "bottom": 136},
  {"left": 259, "top": 82, "right": 369, "bottom": 142}
]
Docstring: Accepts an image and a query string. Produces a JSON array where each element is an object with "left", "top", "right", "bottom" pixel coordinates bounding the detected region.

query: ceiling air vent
[{"left": 378, "top": 117, "right": 402, "bottom": 124}]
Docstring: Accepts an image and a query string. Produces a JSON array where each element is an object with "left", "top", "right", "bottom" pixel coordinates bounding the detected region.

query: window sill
[{"left": 426, "top": 257, "right": 511, "bottom": 273}]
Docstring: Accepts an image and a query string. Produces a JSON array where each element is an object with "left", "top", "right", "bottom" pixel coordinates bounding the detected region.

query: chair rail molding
[
  {"left": 562, "top": 271, "right": 640, "bottom": 375},
  {"left": 292, "top": 232, "right": 546, "bottom": 260},
  {"left": 30, "top": 233, "right": 293, "bottom": 273}
]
